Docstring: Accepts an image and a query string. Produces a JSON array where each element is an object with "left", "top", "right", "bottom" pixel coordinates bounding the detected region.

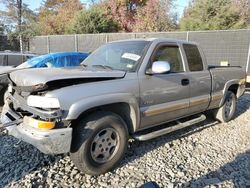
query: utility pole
[{"left": 17, "top": 0, "right": 23, "bottom": 53}]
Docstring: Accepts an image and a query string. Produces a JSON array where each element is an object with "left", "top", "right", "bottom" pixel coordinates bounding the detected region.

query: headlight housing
[{"left": 27, "top": 95, "right": 60, "bottom": 109}]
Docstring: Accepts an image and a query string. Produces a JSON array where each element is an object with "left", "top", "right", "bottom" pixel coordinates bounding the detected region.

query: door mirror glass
[{"left": 149, "top": 61, "right": 171, "bottom": 74}]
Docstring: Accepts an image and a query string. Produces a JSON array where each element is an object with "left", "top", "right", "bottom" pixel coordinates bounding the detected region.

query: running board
[{"left": 133, "top": 114, "right": 206, "bottom": 141}]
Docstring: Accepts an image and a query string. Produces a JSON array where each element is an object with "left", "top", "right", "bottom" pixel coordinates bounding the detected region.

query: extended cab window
[
  {"left": 152, "top": 45, "right": 183, "bottom": 73},
  {"left": 183, "top": 44, "right": 203, "bottom": 71}
]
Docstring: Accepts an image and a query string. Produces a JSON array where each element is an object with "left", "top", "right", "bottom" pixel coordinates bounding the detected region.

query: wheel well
[
  {"left": 72, "top": 103, "right": 136, "bottom": 134},
  {"left": 228, "top": 84, "right": 239, "bottom": 96}
]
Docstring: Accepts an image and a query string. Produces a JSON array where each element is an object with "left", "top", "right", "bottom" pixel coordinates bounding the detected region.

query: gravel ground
[{"left": 1, "top": 93, "right": 250, "bottom": 188}]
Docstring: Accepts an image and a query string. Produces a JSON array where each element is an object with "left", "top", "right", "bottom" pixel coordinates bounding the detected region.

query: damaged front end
[
  {"left": 1, "top": 82, "right": 72, "bottom": 154},
  {"left": 1, "top": 67, "right": 126, "bottom": 154}
]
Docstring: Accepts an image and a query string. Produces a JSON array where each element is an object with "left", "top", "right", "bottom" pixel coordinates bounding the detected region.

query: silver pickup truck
[{"left": 1, "top": 38, "right": 245, "bottom": 175}]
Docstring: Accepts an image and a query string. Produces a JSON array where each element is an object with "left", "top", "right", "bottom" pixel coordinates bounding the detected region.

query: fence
[
  {"left": 0, "top": 35, "right": 19, "bottom": 51},
  {"left": 0, "top": 35, "right": 30, "bottom": 52},
  {"left": 29, "top": 29, "right": 250, "bottom": 73}
]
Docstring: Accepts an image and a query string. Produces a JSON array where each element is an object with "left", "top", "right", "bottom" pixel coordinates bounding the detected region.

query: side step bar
[{"left": 133, "top": 114, "right": 206, "bottom": 141}]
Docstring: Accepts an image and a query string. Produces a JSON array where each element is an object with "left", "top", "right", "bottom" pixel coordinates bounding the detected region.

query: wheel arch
[
  {"left": 66, "top": 93, "right": 140, "bottom": 133},
  {"left": 220, "top": 79, "right": 244, "bottom": 106}
]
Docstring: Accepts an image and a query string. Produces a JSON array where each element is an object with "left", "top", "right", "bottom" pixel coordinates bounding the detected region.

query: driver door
[{"left": 139, "top": 43, "right": 190, "bottom": 129}]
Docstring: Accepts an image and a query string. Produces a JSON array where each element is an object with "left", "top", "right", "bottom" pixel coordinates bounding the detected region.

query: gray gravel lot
[{"left": 1, "top": 93, "right": 250, "bottom": 188}]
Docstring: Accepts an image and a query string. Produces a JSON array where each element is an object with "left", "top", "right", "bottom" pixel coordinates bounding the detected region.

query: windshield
[{"left": 82, "top": 41, "right": 150, "bottom": 72}]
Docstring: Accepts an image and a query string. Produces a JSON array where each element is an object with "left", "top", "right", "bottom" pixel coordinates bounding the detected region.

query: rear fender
[{"left": 220, "top": 79, "right": 244, "bottom": 106}]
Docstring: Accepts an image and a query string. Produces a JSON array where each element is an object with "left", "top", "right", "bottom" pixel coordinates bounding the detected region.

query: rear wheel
[
  {"left": 70, "top": 111, "right": 128, "bottom": 175},
  {"left": 212, "top": 91, "right": 236, "bottom": 123}
]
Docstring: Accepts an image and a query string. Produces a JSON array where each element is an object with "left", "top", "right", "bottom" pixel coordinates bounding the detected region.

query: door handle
[{"left": 181, "top": 79, "right": 189, "bottom": 86}]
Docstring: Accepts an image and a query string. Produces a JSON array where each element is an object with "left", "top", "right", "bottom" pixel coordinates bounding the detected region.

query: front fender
[{"left": 66, "top": 93, "right": 140, "bottom": 131}]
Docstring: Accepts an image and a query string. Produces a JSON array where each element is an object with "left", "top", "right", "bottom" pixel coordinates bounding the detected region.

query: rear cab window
[{"left": 183, "top": 44, "right": 204, "bottom": 71}]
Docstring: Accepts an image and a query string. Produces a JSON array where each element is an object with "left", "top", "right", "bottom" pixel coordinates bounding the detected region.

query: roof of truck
[{"left": 110, "top": 38, "right": 198, "bottom": 45}]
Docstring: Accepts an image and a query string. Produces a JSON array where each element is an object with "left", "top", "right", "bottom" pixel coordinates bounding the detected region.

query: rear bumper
[{"left": 1, "top": 104, "right": 72, "bottom": 154}]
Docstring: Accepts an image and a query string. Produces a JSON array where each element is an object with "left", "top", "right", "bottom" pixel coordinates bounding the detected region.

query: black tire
[
  {"left": 70, "top": 111, "right": 128, "bottom": 175},
  {"left": 212, "top": 91, "right": 236, "bottom": 123}
]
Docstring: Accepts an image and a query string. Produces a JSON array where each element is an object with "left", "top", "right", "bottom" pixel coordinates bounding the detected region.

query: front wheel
[
  {"left": 70, "top": 111, "right": 128, "bottom": 175},
  {"left": 212, "top": 91, "right": 237, "bottom": 123}
]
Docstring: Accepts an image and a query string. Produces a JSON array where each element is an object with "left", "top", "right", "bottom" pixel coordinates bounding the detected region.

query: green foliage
[
  {"left": 69, "top": 7, "right": 119, "bottom": 34},
  {"left": 180, "top": 0, "right": 250, "bottom": 31}
]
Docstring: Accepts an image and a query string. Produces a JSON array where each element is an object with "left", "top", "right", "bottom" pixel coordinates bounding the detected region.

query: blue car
[
  {"left": 18, "top": 52, "right": 89, "bottom": 68},
  {"left": 0, "top": 52, "right": 89, "bottom": 105}
]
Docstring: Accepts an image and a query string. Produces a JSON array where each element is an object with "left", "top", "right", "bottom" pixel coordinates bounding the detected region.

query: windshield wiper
[{"left": 92, "top": 64, "right": 113, "bottom": 70}]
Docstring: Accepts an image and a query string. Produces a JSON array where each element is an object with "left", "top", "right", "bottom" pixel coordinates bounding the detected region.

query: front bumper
[{"left": 1, "top": 104, "right": 72, "bottom": 154}]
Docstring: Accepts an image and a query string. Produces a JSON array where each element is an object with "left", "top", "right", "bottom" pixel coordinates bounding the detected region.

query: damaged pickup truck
[{"left": 1, "top": 38, "right": 246, "bottom": 175}]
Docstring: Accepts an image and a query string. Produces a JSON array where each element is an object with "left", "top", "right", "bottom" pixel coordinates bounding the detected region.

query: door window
[{"left": 151, "top": 45, "right": 184, "bottom": 73}]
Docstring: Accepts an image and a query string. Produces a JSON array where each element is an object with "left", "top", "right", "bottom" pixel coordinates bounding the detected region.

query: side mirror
[{"left": 147, "top": 61, "right": 171, "bottom": 74}]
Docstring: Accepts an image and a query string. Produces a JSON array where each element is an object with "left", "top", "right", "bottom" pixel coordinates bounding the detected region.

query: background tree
[
  {"left": 0, "top": 24, "right": 4, "bottom": 35},
  {"left": 179, "top": 0, "right": 250, "bottom": 31},
  {"left": 134, "top": 0, "right": 176, "bottom": 32},
  {"left": 69, "top": 7, "right": 119, "bottom": 34},
  {"left": 0, "top": 0, "right": 37, "bottom": 51},
  {"left": 0, "top": 14, "right": 9, "bottom": 35},
  {"left": 231, "top": 0, "right": 250, "bottom": 29},
  {"left": 36, "top": 0, "right": 83, "bottom": 35},
  {"left": 101, "top": 0, "right": 148, "bottom": 32}
]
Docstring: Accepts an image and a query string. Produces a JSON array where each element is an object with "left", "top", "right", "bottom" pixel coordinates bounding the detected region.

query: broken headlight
[{"left": 27, "top": 95, "right": 60, "bottom": 109}]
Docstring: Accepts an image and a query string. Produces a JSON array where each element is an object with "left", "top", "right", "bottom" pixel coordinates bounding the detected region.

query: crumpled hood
[
  {"left": 0, "top": 66, "right": 16, "bottom": 75},
  {"left": 10, "top": 66, "right": 126, "bottom": 86}
]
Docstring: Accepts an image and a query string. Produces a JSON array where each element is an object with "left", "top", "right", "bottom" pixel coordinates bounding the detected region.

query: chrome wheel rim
[
  {"left": 90, "top": 128, "right": 119, "bottom": 163},
  {"left": 225, "top": 95, "right": 233, "bottom": 119}
]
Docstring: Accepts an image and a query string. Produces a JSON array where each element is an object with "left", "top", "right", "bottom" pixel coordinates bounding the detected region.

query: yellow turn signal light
[{"left": 24, "top": 116, "right": 55, "bottom": 130}]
